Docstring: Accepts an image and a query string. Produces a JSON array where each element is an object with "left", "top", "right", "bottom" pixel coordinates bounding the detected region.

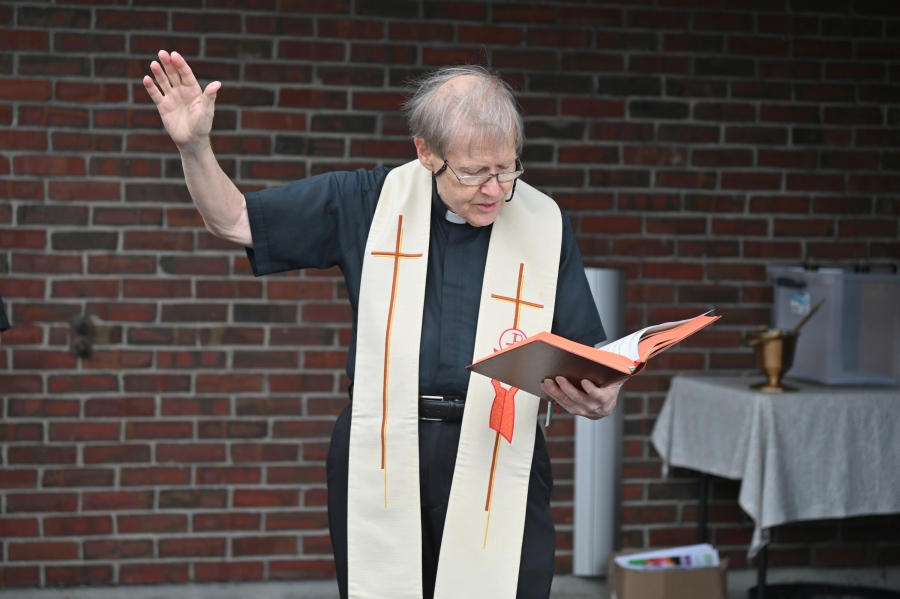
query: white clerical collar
[{"left": 444, "top": 210, "right": 467, "bottom": 224}]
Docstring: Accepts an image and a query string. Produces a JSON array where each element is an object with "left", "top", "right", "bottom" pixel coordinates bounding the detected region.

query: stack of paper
[{"left": 614, "top": 543, "right": 720, "bottom": 571}]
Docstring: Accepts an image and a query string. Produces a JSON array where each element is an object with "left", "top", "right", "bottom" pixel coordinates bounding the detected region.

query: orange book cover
[{"left": 467, "top": 313, "right": 721, "bottom": 399}]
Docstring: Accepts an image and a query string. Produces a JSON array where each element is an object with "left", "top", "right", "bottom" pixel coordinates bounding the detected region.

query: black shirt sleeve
[
  {"left": 549, "top": 210, "right": 606, "bottom": 347},
  {"left": 0, "top": 293, "right": 10, "bottom": 332},
  {"left": 242, "top": 167, "right": 389, "bottom": 276}
]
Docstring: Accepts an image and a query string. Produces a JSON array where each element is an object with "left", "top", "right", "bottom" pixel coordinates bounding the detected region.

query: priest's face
[{"left": 415, "top": 137, "right": 518, "bottom": 227}]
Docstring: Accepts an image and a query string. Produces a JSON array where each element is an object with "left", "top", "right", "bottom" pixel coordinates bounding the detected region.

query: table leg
[
  {"left": 697, "top": 471, "right": 709, "bottom": 543},
  {"left": 757, "top": 544, "right": 767, "bottom": 599}
]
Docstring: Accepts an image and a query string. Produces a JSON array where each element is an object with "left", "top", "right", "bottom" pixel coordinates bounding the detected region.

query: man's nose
[{"left": 481, "top": 175, "right": 502, "bottom": 196}]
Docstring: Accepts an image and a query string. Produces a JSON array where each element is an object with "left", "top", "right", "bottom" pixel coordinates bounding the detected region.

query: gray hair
[{"left": 403, "top": 65, "right": 524, "bottom": 159}]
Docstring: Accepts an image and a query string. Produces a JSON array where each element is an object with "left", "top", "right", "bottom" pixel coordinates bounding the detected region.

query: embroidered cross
[
  {"left": 490, "top": 263, "right": 544, "bottom": 330},
  {"left": 371, "top": 214, "right": 422, "bottom": 506},
  {"left": 484, "top": 262, "right": 544, "bottom": 547}
]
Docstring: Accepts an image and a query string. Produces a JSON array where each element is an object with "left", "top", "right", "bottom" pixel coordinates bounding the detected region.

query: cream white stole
[{"left": 348, "top": 159, "right": 562, "bottom": 599}]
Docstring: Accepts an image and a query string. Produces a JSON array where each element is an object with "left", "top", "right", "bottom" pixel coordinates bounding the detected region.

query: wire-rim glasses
[{"left": 435, "top": 158, "right": 523, "bottom": 187}]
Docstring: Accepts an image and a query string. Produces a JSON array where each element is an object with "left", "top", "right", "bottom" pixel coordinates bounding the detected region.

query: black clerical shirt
[
  {"left": 0, "top": 293, "right": 9, "bottom": 333},
  {"left": 244, "top": 167, "right": 605, "bottom": 397}
]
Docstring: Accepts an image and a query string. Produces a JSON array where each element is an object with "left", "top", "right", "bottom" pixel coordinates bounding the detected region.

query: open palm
[{"left": 142, "top": 50, "right": 221, "bottom": 151}]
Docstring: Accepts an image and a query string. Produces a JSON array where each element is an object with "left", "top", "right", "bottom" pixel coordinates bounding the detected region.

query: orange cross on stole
[
  {"left": 483, "top": 263, "right": 544, "bottom": 546},
  {"left": 371, "top": 214, "right": 422, "bottom": 507}
]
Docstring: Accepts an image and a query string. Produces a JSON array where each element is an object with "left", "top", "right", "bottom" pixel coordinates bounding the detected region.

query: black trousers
[{"left": 326, "top": 404, "right": 556, "bottom": 599}]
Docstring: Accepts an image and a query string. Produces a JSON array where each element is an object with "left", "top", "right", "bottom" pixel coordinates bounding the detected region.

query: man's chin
[{"left": 466, "top": 207, "right": 503, "bottom": 227}]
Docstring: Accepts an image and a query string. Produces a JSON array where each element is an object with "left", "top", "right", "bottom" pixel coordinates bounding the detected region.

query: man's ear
[{"left": 414, "top": 138, "right": 437, "bottom": 172}]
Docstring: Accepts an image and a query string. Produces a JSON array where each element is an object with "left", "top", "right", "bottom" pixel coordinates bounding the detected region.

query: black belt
[
  {"left": 418, "top": 396, "right": 466, "bottom": 422},
  {"left": 348, "top": 385, "right": 466, "bottom": 422}
]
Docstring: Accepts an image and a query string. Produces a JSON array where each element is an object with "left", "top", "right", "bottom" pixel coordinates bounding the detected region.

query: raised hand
[{"left": 142, "top": 50, "right": 221, "bottom": 152}]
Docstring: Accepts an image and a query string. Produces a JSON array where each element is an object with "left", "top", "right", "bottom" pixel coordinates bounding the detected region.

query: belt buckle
[{"left": 420, "top": 395, "right": 453, "bottom": 421}]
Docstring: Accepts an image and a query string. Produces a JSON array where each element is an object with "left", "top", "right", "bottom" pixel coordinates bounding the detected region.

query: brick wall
[{"left": 2, "top": 0, "right": 900, "bottom": 589}]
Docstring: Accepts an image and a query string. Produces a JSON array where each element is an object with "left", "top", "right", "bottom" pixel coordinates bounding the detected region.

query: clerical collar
[
  {"left": 444, "top": 209, "right": 466, "bottom": 224},
  {"left": 432, "top": 176, "right": 468, "bottom": 225}
]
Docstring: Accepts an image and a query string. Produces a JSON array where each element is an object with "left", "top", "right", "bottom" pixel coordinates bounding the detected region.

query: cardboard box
[{"left": 606, "top": 552, "right": 728, "bottom": 599}]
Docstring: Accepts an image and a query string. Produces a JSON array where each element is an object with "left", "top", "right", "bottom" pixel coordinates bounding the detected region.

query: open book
[{"left": 467, "top": 312, "right": 720, "bottom": 399}]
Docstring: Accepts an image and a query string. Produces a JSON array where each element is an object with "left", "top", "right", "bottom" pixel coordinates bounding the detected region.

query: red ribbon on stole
[{"left": 489, "top": 379, "right": 519, "bottom": 444}]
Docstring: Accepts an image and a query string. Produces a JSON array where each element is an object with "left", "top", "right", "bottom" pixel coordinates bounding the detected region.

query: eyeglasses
[{"left": 435, "top": 158, "right": 523, "bottom": 187}]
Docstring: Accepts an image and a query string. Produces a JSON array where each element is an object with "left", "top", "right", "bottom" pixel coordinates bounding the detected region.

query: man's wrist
[{"left": 177, "top": 137, "right": 213, "bottom": 159}]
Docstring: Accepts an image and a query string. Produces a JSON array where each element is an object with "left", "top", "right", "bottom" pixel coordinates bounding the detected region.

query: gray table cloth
[{"left": 651, "top": 375, "right": 900, "bottom": 557}]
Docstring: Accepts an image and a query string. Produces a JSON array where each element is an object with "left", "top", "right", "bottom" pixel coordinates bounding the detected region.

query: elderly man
[{"left": 144, "top": 50, "right": 621, "bottom": 599}]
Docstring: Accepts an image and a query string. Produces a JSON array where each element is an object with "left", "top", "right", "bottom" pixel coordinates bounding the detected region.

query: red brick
[
  {"left": 233, "top": 536, "right": 298, "bottom": 556},
  {"left": 8, "top": 541, "right": 78, "bottom": 562},
  {"left": 269, "top": 559, "right": 335, "bottom": 580},
  {"left": 197, "top": 281, "right": 263, "bottom": 299},
  {"left": 0, "top": 566, "right": 41, "bottom": 586},
  {"left": 83, "top": 444, "right": 151, "bottom": 464},
  {"left": 0, "top": 78, "right": 51, "bottom": 101},
  {"left": 194, "top": 513, "right": 262, "bottom": 531},
  {"left": 118, "top": 514, "right": 187, "bottom": 534},
  {"left": 82, "top": 540, "right": 152, "bottom": 560},
  {"left": 388, "top": 21, "right": 454, "bottom": 42},
  {"left": 161, "top": 397, "right": 230, "bottom": 416},
  {"left": 0, "top": 130, "right": 47, "bottom": 150},
  {"left": 83, "top": 491, "right": 153, "bottom": 511},
  {"left": 196, "top": 374, "right": 264, "bottom": 393},
  {"left": 694, "top": 12, "right": 753, "bottom": 31},
  {"left": 7, "top": 398, "right": 78, "bottom": 417},
  {"left": 159, "top": 537, "right": 226, "bottom": 558},
  {"left": 839, "top": 219, "right": 898, "bottom": 237},
  {"left": 231, "top": 443, "right": 299, "bottom": 462},
  {"left": 49, "top": 181, "right": 120, "bottom": 201},
  {"left": 729, "top": 36, "right": 789, "bottom": 56},
  {"left": 234, "top": 489, "right": 300, "bottom": 508},
  {"left": 0, "top": 230, "right": 46, "bottom": 249},
  {"left": 85, "top": 398, "right": 155, "bottom": 418},
  {"left": 6, "top": 493, "right": 78, "bottom": 513},
  {"left": 721, "top": 172, "right": 782, "bottom": 190},
  {"left": 787, "top": 174, "right": 844, "bottom": 192},
  {"left": 121, "top": 467, "right": 191, "bottom": 486},
  {"left": 197, "top": 466, "right": 262, "bottom": 485},
  {"left": 42, "top": 469, "right": 115, "bottom": 487},
  {"left": 157, "top": 443, "right": 227, "bottom": 463},
  {"left": 126, "top": 422, "right": 193, "bottom": 439},
  {"left": 12, "top": 350, "right": 76, "bottom": 370},
  {"left": 159, "top": 489, "right": 227, "bottom": 509},
  {"left": 794, "top": 40, "right": 852, "bottom": 58},
  {"left": 155, "top": 350, "right": 227, "bottom": 370},
  {"left": 0, "top": 177, "right": 44, "bottom": 201},
  {"left": 44, "top": 516, "right": 112, "bottom": 537},
  {"left": 0, "top": 470, "right": 37, "bottom": 489},
  {"left": 49, "top": 422, "right": 120, "bottom": 442},
  {"left": 0, "top": 518, "right": 40, "bottom": 537},
  {"left": 119, "top": 563, "right": 189, "bottom": 584},
  {"left": 8, "top": 446, "right": 76, "bottom": 465},
  {"left": 758, "top": 150, "right": 817, "bottom": 169},
  {"left": 241, "top": 111, "right": 306, "bottom": 131}
]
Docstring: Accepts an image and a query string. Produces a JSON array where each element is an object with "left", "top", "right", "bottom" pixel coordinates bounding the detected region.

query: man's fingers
[
  {"left": 542, "top": 378, "right": 588, "bottom": 417},
  {"left": 142, "top": 76, "right": 163, "bottom": 105},
  {"left": 555, "top": 376, "right": 585, "bottom": 402},
  {"left": 158, "top": 50, "right": 183, "bottom": 88},
  {"left": 171, "top": 51, "right": 198, "bottom": 89},
  {"left": 150, "top": 61, "right": 171, "bottom": 92}
]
